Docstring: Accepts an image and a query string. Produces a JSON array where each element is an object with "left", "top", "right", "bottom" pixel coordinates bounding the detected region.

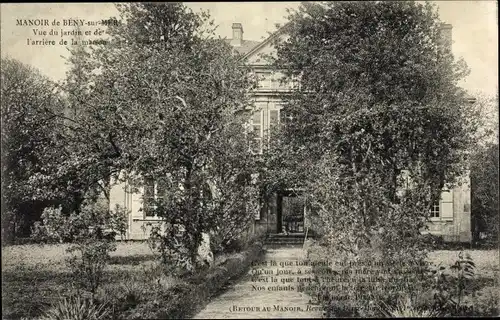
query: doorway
[{"left": 277, "top": 190, "right": 305, "bottom": 234}]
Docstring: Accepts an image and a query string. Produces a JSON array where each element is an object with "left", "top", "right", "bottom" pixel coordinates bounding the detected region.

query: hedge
[{"left": 123, "top": 240, "right": 265, "bottom": 319}]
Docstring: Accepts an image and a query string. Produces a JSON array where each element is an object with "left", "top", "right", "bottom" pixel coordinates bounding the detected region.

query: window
[
  {"left": 268, "top": 109, "right": 280, "bottom": 138},
  {"left": 430, "top": 189, "right": 454, "bottom": 220},
  {"left": 256, "top": 71, "right": 272, "bottom": 89},
  {"left": 431, "top": 200, "right": 440, "bottom": 218},
  {"left": 251, "top": 109, "right": 262, "bottom": 153},
  {"left": 269, "top": 109, "right": 279, "bottom": 127},
  {"left": 271, "top": 72, "right": 288, "bottom": 89},
  {"left": 143, "top": 177, "right": 168, "bottom": 218},
  {"left": 290, "top": 75, "right": 300, "bottom": 89}
]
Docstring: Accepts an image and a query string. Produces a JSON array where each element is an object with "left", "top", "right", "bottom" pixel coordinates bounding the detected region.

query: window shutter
[
  {"left": 109, "top": 181, "right": 126, "bottom": 211},
  {"left": 440, "top": 202, "right": 453, "bottom": 219},
  {"left": 143, "top": 178, "right": 155, "bottom": 217},
  {"left": 255, "top": 198, "right": 262, "bottom": 220},
  {"left": 129, "top": 183, "right": 144, "bottom": 219},
  {"left": 440, "top": 190, "right": 453, "bottom": 220}
]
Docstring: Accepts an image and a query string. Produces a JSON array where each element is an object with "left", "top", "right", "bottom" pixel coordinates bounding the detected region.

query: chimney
[
  {"left": 231, "top": 23, "right": 243, "bottom": 47},
  {"left": 439, "top": 23, "right": 452, "bottom": 52}
]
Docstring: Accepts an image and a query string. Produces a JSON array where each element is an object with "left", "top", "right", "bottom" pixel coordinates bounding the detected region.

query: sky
[{"left": 1, "top": 1, "right": 498, "bottom": 96}]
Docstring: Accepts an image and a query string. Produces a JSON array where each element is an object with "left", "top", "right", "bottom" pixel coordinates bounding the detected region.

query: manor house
[{"left": 108, "top": 22, "right": 472, "bottom": 243}]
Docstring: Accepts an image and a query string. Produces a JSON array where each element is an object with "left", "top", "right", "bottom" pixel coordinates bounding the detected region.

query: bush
[
  {"left": 41, "top": 294, "right": 110, "bottom": 320},
  {"left": 212, "top": 227, "right": 267, "bottom": 255},
  {"left": 31, "top": 202, "right": 128, "bottom": 243},
  {"left": 472, "top": 286, "right": 499, "bottom": 316},
  {"left": 421, "top": 233, "right": 445, "bottom": 250},
  {"left": 377, "top": 296, "right": 441, "bottom": 317},
  {"left": 429, "top": 251, "right": 477, "bottom": 315},
  {"left": 122, "top": 241, "right": 265, "bottom": 319},
  {"left": 31, "top": 201, "right": 129, "bottom": 297},
  {"left": 307, "top": 241, "right": 431, "bottom": 317},
  {"left": 66, "top": 239, "right": 116, "bottom": 295}
]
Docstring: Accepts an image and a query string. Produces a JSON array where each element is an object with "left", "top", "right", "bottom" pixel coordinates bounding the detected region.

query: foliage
[
  {"left": 66, "top": 240, "right": 116, "bottom": 296},
  {"left": 1, "top": 57, "right": 65, "bottom": 242},
  {"left": 268, "top": 0, "right": 478, "bottom": 197},
  {"left": 430, "top": 251, "right": 477, "bottom": 315},
  {"left": 19, "top": 2, "right": 258, "bottom": 274},
  {"left": 27, "top": 24, "right": 116, "bottom": 218},
  {"left": 122, "top": 241, "right": 264, "bottom": 319},
  {"left": 74, "top": 2, "right": 257, "bottom": 272},
  {"left": 31, "top": 201, "right": 128, "bottom": 296},
  {"left": 377, "top": 296, "right": 441, "bottom": 317},
  {"left": 2, "top": 240, "right": 266, "bottom": 320},
  {"left": 471, "top": 142, "right": 499, "bottom": 245},
  {"left": 31, "top": 202, "right": 128, "bottom": 243},
  {"left": 41, "top": 294, "right": 110, "bottom": 320},
  {"left": 471, "top": 286, "right": 500, "bottom": 316},
  {"left": 267, "top": 1, "right": 481, "bottom": 317}
]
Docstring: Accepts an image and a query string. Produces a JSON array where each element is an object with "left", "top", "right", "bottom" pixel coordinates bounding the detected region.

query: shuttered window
[
  {"left": 430, "top": 189, "right": 454, "bottom": 220},
  {"left": 143, "top": 177, "right": 169, "bottom": 218},
  {"left": 251, "top": 109, "right": 263, "bottom": 153},
  {"left": 440, "top": 190, "right": 453, "bottom": 220}
]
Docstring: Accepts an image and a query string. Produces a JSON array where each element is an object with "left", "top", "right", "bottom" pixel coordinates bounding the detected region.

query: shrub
[
  {"left": 430, "top": 251, "right": 476, "bottom": 315},
  {"left": 41, "top": 294, "right": 110, "bottom": 320},
  {"left": 377, "top": 296, "right": 441, "bottom": 318},
  {"left": 66, "top": 239, "right": 116, "bottom": 295},
  {"left": 31, "top": 201, "right": 129, "bottom": 297},
  {"left": 31, "top": 202, "right": 128, "bottom": 243},
  {"left": 122, "top": 241, "right": 264, "bottom": 319},
  {"left": 472, "top": 286, "right": 499, "bottom": 316},
  {"left": 421, "top": 233, "right": 445, "bottom": 250}
]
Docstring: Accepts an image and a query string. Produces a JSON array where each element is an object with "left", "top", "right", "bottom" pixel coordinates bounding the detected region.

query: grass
[
  {"left": 428, "top": 250, "right": 499, "bottom": 279},
  {"left": 2, "top": 241, "right": 264, "bottom": 320},
  {"left": 2, "top": 242, "right": 151, "bottom": 319},
  {"left": 307, "top": 243, "right": 499, "bottom": 278},
  {"left": 4, "top": 240, "right": 497, "bottom": 319},
  {"left": 306, "top": 243, "right": 499, "bottom": 317}
]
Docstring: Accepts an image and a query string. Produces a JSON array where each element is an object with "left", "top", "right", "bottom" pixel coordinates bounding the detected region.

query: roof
[
  {"left": 224, "top": 39, "right": 261, "bottom": 55},
  {"left": 242, "top": 22, "right": 290, "bottom": 60}
]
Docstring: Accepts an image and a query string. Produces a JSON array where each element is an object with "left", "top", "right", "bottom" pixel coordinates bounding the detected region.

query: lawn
[
  {"left": 1, "top": 241, "right": 241, "bottom": 320},
  {"left": 305, "top": 242, "right": 499, "bottom": 317},
  {"left": 428, "top": 250, "right": 499, "bottom": 279},
  {"left": 2, "top": 242, "right": 498, "bottom": 319}
]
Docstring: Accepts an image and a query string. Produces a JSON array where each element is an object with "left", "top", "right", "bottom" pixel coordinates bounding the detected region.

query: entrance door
[{"left": 279, "top": 193, "right": 305, "bottom": 234}]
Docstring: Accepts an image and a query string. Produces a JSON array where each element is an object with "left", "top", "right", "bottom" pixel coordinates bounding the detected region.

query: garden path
[{"left": 192, "top": 247, "right": 324, "bottom": 319}]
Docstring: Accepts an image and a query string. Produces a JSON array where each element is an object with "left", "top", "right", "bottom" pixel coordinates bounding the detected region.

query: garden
[
  {"left": 2, "top": 2, "right": 498, "bottom": 319},
  {"left": 305, "top": 241, "right": 498, "bottom": 317},
  {"left": 2, "top": 233, "right": 266, "bottom": 319}
]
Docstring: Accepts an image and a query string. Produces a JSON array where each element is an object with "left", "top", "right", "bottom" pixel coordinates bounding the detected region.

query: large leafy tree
[
  {"left": 1, "top": 58, "right": 65, "bottom": 242},
  {"left": 471, "top": 142, "right": 499, "bottom": 245},
  {"left": 470, "top": 93, "right": 499, "bottom": 245},
  {"left": 273, "top": 1, "right": 476, "bottom": 193},
  {"left": 41, "top": 3, "right": 257, "bottom": 268},
  {"left": 265, "top": 1, "right": 481, "bottom": 310},
  {"left": 268, "top": 1, "right": 479, "bottom": 256},
  {"left": 27, "top": 26, "right": 117, "bottom": 216}
]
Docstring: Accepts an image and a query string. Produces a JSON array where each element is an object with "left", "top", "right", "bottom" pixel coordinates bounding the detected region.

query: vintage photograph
[{"left": 1, "top": 1, "right": 498, "bottom": 319}]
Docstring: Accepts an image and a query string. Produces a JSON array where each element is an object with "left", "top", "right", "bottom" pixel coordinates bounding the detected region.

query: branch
[
  {"left": 108, "top": 132, "right": 121, "bottom": 158},
  {"left": 361, "top": 140, "right": 372, "bottom": 164}
]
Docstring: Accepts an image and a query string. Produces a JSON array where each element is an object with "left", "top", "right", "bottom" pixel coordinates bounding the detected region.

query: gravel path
[{"left": 192, "top": 247, "right": 324, "bottom": 319}]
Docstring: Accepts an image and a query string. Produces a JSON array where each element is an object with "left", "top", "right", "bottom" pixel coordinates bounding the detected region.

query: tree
[
  {"left": 470, "top": 93, "right": 499, "bottom": 245},
  {"left": 49, "top": 3, "right": 257, "bottom": 270},
  {"left": 471, "top": 142, "right": 499, "bottom": 245},
  {"left": 273, "top": 1, "right": 477, "bottom": 193},
  {"left": 1, "top": 58, "right": 65, "bottom": 243},
  {"left": 264, "top": 1, "right": 480, "bottom": 309}
]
